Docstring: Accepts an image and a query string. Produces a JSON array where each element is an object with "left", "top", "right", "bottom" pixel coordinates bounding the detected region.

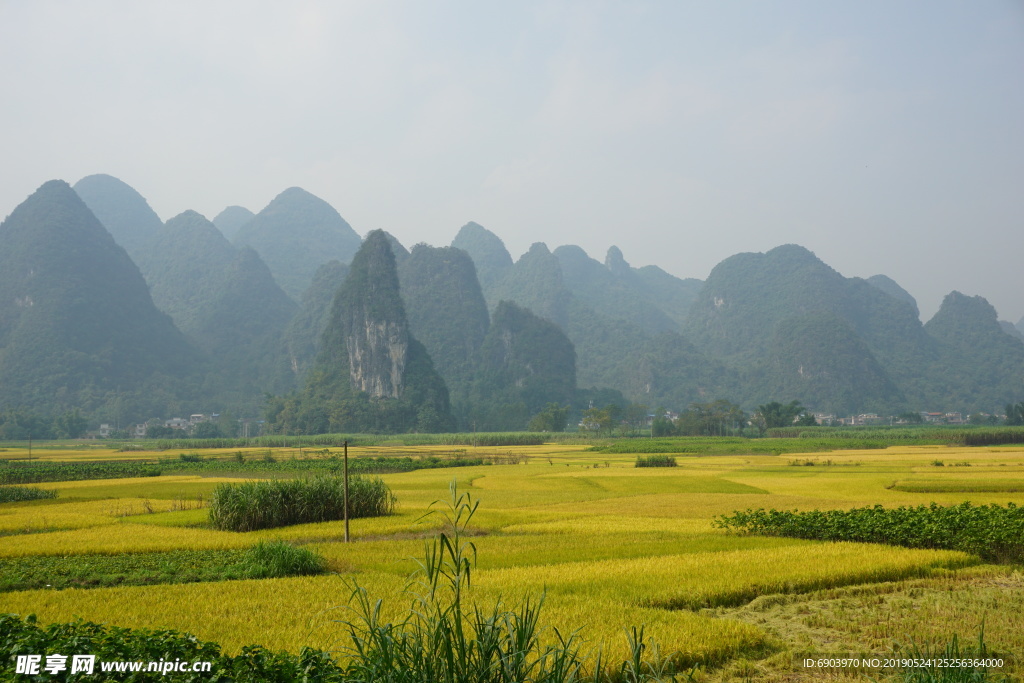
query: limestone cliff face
[
  {"left": 348, "top": 318, "right": 408, "bottom": 398},
  {"left": 330, "top": 230, "right": 410, "bottom": 399},
  {"left": 303, "top": 230, "right": 455, "bottom": 433}
]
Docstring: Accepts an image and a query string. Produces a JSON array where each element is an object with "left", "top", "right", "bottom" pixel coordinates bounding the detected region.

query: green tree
[
  {"left": 580, "top": 407, "right": 613, "bottom": 434},
  {"left": 677, "top": 400, "right": 746, "bottom": 436},
  {"left": 753, "top": 400, "right": 806, "bottom": 435},
  {"left": 192, "top": 421, "right": 224, "bottom": 439},
  {"left": 527, "top": 403, "right": 570, "bottom": 432},
  {"left": 795, "top": 412, "right": 818, "bottom": 427},
  {"left": 621, "top": 402, "right": 650, "bottom": 435},
  {"left": 53, "top": 410, "right": 88, "bottom": 438},
  {"left": 1006, "top": 402, "right": 1024, "bottom": 426},
  {"left": 651, "top": 415, "right": 676, "bottom": 437}
]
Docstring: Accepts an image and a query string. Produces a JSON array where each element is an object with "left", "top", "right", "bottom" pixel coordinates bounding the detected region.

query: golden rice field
[{"left": 2, "top": 442, "right": 1024, "bottom": 680}]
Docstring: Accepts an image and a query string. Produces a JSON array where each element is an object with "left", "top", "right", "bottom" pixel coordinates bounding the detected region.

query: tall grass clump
[
  {"left": 239, "top": 540, "right": 328, "bottom": 579},
  {"left": 209, "top": 475, "right": 395, "bottom": 532},
  {"left": 335, "top": 482, "right": 689, "bottom": 682},
  {"left": 0, "top": 485, "right": 57, "bottom": 503},
  {"left": 635, "top": 455, "right": 678, "bottom": 468}
]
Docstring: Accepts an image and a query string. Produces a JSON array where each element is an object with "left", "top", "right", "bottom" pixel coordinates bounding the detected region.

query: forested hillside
[
  {"left": 398, "top": 245, "right": 490, "bottom": 427},
  {"left": 924, "top": 292, "right": 1024, "bottom": 411},
  {"left": 281, "top": 260, "right": 349, "bottom": 382},
  {"left": 0, "top": 181, "right": 201, "bottom": 422},
  {"left": 471, "top": 301, "right": 577, "bottom": 431}
]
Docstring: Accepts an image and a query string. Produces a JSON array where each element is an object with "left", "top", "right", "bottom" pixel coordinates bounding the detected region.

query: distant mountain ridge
[
  {"left": 3, "top": 175, "right": 1021, "bottom": 427},
  {"left": 212, "top": 205, "right": 255, "bottom": 241},
  {"left": 73, "top": 174, "right": 163, "bottom": 262},
  {"left": 233, "top": 187, "right": 362, "bottom": 299}
]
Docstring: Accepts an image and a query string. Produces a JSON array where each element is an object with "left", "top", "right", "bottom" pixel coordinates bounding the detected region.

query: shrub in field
[
  {"left": 208, "top": 475, "right": 395, "bottom": 532},
  {"left": 0, "top": 485, "right": 56, "bottom": 503},
  {"left": 239, "top": 540, "right": 327, "bottom": 579},
  {"left": 716, "top": 502, "right": 1024, "bottom": 564},
  {"left": 635, "top": 455, "right": 677, "bottom": 468}
]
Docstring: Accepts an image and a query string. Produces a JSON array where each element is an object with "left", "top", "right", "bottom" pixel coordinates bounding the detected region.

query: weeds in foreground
[
  {"left": 334, "top": 482, "right": 693, "bottom": 682},
  {"left": 888, "top": 626, "right": 1011, "bottom": 682}
]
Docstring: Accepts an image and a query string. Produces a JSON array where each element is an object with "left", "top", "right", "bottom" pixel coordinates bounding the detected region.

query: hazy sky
[{"left": 2, "top": 1, "right": 1022, "bottom": 322}]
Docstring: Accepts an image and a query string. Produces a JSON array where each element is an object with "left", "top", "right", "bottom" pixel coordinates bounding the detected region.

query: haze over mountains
[{"left": 1, "top": 174, "right": 1021, "bottom": 432}]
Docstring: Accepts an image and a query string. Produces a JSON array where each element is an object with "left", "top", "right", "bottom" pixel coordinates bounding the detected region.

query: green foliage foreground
[
  {"left": 209, "top": 476, "right": 396, "bottom": 532},
  {"left": 715, "top": 502, "right": 1024, "bottom": 564},
  {"left": 0, "top": 613, "right": 344, "bottom": 683}
]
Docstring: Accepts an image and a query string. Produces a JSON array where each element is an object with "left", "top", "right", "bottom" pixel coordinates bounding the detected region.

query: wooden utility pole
[{"left": 343, "top": 439, "right": 350, "bottom": 543}]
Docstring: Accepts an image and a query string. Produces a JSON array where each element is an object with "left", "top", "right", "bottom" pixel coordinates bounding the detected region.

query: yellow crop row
[
  {"left": 0, "top": 572, "right": 766, "bottom": 666},
  {"left": 2, "top": 443, "right": 1023, "bottom": 672},
  {"left": 310, "top": 528, "right": 804, "bottom": 576},
  {"left": 48, "top": 475, "right": 237, "bottom": 500},
  {"left": 475, "top": 543, "right": 976, "bottom": 610},
  {"left": 0, "top": 541, "right": 969, "bottom": 665},
  {"left": 0, "top": 523, "right": 252, "bottom": 557},
  {"left": 0, "top": 498, "right": 192, "bottom": 534}
]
